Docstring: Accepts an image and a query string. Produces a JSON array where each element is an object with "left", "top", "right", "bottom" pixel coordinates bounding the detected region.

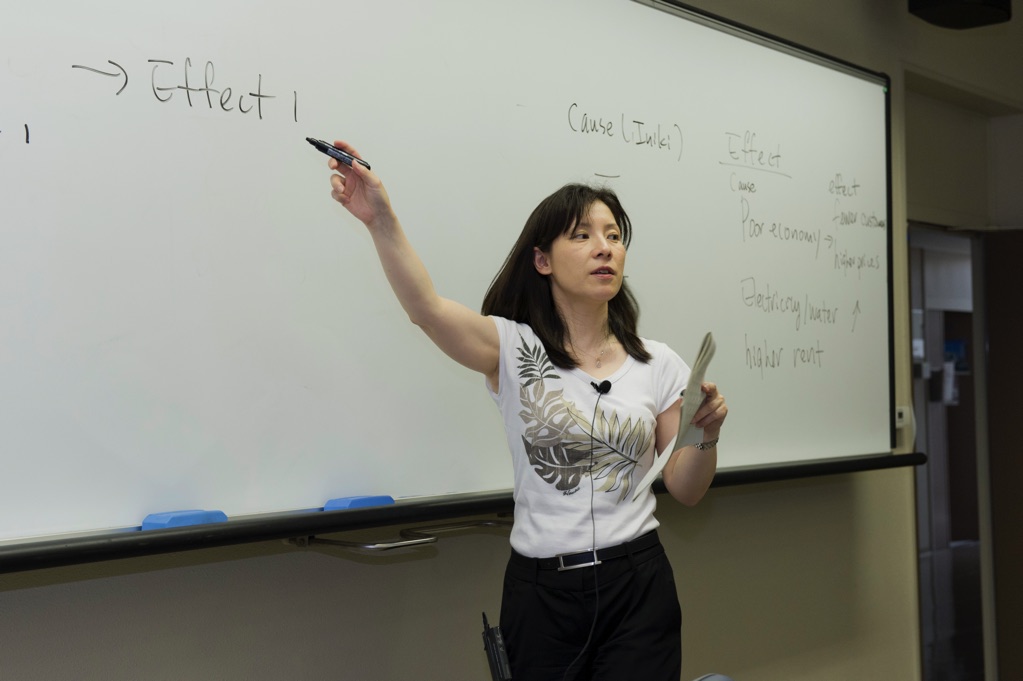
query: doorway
[{"left": 909, "top": 226, "right": 985, "bottom": 681}]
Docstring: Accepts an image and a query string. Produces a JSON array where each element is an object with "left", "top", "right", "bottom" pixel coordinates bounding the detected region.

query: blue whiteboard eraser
[
  {"left": 141, "top": 509, "right": 229, "bottom": 531},
  {"left": 323, "top": 495, "right": 395, "bottom": 511}
]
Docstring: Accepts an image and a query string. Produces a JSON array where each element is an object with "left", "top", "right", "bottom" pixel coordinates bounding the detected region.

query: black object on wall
[{"left": 909, "top": 0, "right": 1011, "bottom": 28}]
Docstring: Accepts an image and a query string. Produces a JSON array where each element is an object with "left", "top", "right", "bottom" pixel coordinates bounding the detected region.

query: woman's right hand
[
  {"left": 323, "top": 141, "right": 500, "bottom": 385},
  {"left": 327, "top": 140, "right": 394, "bottom": 230}
]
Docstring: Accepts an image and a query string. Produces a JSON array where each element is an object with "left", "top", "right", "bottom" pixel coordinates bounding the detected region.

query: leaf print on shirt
[
  {"left": 516, "top": 334, "right": 560, "bottom": 387},
  {"left": 567, "top": 406, "right": 653, "bottom": 502},
  {"left": 514, "top": 333, "right": 651, "bottom": 502},
  {"left": 522, "top": 434, "right": 589, "bottom": 491},
  {"left": 515, "top": 334, "right": 587, "bottom": 491},
  {"left": 518, "top": 380, "right": 577, "bottom": 448}
]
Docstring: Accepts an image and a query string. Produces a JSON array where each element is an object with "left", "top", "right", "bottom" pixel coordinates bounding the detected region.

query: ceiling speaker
[{"left": 909, "top": 0, "right": 1012, "bottom": 28}]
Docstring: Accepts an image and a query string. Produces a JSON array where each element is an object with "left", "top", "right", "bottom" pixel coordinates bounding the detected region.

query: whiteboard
[{"left": 0, "top": 0, "right": 892, "bottom": 544}]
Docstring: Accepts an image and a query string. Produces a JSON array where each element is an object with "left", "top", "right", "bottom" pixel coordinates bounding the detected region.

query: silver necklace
[
  {"left": 592, "top": 333, "right": 614, "bottom": 368},
  {"left": 571, "top": 330, "right": 614, "bottom": 368}
]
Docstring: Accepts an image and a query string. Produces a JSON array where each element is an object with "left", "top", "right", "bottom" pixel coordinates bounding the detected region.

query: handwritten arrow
[
  {"left": 851, "top": 300, "right": 861, "bottom": 332},
  {"left": 71, "top": 60, "right": 128, "bottom": 95}
]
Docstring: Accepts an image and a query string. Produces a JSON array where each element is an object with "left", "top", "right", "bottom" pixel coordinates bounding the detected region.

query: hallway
[{"left": 920, "top": 540, "right": 984, "bottom": 680}]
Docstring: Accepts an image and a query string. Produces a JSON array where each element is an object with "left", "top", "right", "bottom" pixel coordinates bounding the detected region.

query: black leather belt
[{"left": 534, "top": 530, "right": 660, "bottom": 571}]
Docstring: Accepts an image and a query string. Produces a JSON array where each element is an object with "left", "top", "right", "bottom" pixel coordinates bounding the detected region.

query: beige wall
[
  {"left": 906, "top": 90, "right": 991, "bottom": 228},
  {"left": 0, "top": 474, "right": 918, "bottom": 681},
  {"left": 989, "top": 114, "right": 1023, "bottom": 227},
  {"left": 3, "top": 2, "right": 1022, "bottom": 680},
  {"left": 983, "top": 231, "right": 1023, "bottom": 681}
]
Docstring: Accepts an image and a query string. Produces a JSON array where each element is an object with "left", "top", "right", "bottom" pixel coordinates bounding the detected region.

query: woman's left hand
[{"left": 691, "top": 382, "right": 727, "bottom": 438}]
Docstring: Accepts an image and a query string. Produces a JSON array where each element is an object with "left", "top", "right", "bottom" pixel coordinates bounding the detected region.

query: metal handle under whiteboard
[{"left": 289, "top": 519, "right": 513, "bottom": 551}]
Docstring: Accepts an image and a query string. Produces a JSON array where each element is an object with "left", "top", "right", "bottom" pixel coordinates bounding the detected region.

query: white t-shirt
[{"left": 487, "top": 316, "right": 690, "bottom": 558}]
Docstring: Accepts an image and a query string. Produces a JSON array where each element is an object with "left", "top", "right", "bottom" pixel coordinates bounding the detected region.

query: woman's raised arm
[{"left": 326, "top": 140, "right": 500, "bottom": 383}]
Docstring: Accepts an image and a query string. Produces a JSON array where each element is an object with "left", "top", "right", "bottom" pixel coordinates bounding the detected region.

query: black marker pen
[{"left": 306, "top": 137, "right": 371, "bottom": 170}]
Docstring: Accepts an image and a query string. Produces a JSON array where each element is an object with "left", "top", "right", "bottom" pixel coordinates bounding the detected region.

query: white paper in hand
[{"left": 632, "top": 332, "right": 716, "bottom": 501}]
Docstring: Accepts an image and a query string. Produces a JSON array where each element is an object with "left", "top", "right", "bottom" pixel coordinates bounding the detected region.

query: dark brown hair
[{"left": 481, "top": 184, "right": 651, "bottom": 368}]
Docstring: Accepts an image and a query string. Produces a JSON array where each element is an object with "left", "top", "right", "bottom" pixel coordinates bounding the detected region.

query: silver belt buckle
[{"left": 556, "top": 549, "right": 602, "bottom": 572}]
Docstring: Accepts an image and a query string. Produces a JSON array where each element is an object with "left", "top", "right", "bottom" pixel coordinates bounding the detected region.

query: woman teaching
[{"left": 322, "top": 140, "right": 728, "bottom": 681}]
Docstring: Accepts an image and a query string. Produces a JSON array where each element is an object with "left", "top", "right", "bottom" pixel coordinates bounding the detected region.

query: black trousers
[{"left": 499, "top": 532, "right": 682, "bottom": 681}]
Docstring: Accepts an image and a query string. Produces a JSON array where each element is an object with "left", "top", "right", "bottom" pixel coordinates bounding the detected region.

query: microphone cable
[{"left": 562, "top": 380, "right": 610, "bottom": 680}]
